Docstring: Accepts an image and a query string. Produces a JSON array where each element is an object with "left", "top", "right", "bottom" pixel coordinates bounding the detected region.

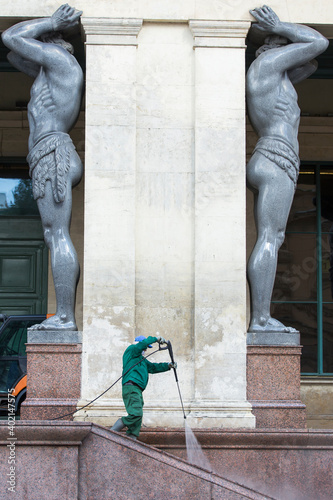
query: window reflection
[
  {"left": 288, "top": 170, "right": 316, "bottom": 232},
  {"left": 323, "top": 305, "right": 333, "bottom": 373},
  {"left": 0, "top": 177, "right": 39, "bottom": 216},
  {"left": 273, "top": 165, "right": 333, "bottom": 374},
  {"left": 273, "top": 234, "right": 317, "bottom": 302},
  {"left": 321, "top": 193, "right": 333, "bottom": 302},
  {"left": 271, "top": 302, "right": 318, "bottom": 373}
]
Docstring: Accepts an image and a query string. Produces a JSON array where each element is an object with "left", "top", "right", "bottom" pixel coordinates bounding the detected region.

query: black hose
[{"left": 51, "top": 347, "right": 161, "bottom": 421}]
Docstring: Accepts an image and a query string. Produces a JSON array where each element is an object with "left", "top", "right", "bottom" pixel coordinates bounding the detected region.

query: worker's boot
[
  {"left": 111, "top": 418, "right": 125, "bottom": 432},
  {"left": 127, "top": 434, "right": 137, "bottom": 440}
]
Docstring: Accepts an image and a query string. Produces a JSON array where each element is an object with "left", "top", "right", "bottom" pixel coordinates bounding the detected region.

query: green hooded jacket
[{"left": 122, "top": 336, "right": 170, "bottom": 390}]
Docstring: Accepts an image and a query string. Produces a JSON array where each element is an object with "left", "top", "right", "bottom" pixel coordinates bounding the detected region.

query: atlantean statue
[
  {"left": 246, "top": 6, "right": 328, "bottom": 335},
  {"left": 2, "top": 5, "right": 84, "bottom": 331}
]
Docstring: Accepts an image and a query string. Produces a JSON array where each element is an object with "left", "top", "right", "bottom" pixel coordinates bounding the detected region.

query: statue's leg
[
  {"left": 31, "top": 150, "right": 82, "bottom": 331},
  {"left": 247, "top": 152, "right": 296, "bottom": 332}
]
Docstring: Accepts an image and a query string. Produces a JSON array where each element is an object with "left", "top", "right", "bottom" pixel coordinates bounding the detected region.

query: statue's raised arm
[
  {"left": 249, "top": 5, "right": 328, "bottom": 75},
  {"left": 2, "top": 4, "right": 82, "bottom": 68}
]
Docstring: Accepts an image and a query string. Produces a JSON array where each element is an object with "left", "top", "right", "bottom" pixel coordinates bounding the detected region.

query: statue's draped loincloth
[
  {"left": 27, "top": 132, "right": 76, "bottom": 203},
  {"left": 252, "top": 136, "right": 300, "bottom": 187}
]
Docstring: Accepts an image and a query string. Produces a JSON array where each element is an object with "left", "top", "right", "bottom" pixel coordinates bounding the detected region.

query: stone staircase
[
  {"left": 0, "top": 421, "right": 275, "bottom": 499},
  {"left": 83, "top": 424, "right": 275, "bottom": 500}
]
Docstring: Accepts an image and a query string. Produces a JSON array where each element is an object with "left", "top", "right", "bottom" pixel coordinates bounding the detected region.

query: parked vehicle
[{"left": 0, "top": 314, "right": 46, "bottom": 416}]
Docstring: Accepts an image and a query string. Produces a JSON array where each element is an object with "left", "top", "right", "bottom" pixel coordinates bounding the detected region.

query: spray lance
[
  {"left": 159, "top": 340, "right": 186, "bottom": 420},
  {"left": 159, "top": 342, "right": 212, "bottom": 470}
]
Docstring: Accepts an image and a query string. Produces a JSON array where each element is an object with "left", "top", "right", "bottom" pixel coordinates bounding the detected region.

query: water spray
[{"left": 159, "top": 341, "right": 212, "bottom": 471}]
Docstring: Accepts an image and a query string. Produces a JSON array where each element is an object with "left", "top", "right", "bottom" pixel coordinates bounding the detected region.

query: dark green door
[
  {"left": 0, "top": 218, "right": 48, "bottom": 314},
  {"left": 0, "top": 167, "right": 48, "bottom": 315}
]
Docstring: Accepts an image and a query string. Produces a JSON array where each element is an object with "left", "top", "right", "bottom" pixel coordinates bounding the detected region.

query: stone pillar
[
  {"left": 132, "top": 22, "right": 195, "bottom": 427},
  {"left": 20, "top": 331, "right": 82, "bottom": 420},
  {"left": 188, "top": 21, "right": 255, "bottom": 427},
  {"left": 78, "top": 18, "right": 142, "bottom": 419},
  {"left": 78, "top": 19, "right": 255, "bottom": 429}
]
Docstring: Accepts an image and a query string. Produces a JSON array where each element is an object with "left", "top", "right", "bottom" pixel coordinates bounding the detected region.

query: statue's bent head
[
  {"left": 255, "top": 35, "right": 288, "bottom": 57},
  {"left": 40, "top": 32, "right": 74, "bottom": 55}
]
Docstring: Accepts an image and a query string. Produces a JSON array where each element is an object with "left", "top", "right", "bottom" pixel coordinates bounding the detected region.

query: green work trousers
[{"left": 121, "top": 385, "right": 144, "bottom": 437}]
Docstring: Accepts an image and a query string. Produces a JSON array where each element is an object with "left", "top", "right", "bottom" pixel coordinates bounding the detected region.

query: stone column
[
  {"left": 78, "top": 18, "right": 142, "bottom": 420},
  {"left": 189, "top": 21, "right": 255, "bottom": 427}
]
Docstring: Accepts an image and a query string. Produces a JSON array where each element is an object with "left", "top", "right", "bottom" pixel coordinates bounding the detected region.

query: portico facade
[
  {"left": 79, "top": 15, "right": 254, "bottom": 428},
  {"left": 0, "top": 0, "right": 333, "bottom": 429}
]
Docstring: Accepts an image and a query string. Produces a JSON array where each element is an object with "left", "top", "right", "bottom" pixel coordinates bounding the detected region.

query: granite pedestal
[
  {"left": 20, "top": 330, "right": 82, "bottom": 421},
  {"left": 246, "top": 332, "right": 306, "bottom": 429}
]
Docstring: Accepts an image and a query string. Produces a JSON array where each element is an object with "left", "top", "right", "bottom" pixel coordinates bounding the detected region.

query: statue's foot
[
  {"left": 249, "top": 317, "right": 298, "bottom": 334},
  {"left": 30, "top": 315, "right": 77, "bottom": 331}
]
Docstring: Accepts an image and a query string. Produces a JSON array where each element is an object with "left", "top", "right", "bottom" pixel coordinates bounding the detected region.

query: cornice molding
[
  {"left": 189, "top": 20, "right": 251, "bottom": 48},
  {"left": 81, "top": 18, "right": 143, "bottom": 46}
]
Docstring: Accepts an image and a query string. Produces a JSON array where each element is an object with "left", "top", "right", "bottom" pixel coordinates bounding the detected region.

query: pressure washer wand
[{"left": 166, "top": 340, "right": 186, "bottom": 420}]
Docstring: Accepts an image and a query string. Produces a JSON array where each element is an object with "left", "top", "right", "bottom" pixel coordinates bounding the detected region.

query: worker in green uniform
[{"left": 111, "top": 335, "right": 177, "bottom": 440}]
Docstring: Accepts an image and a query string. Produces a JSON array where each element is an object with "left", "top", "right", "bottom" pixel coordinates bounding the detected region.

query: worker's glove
[
  {"left": 156, "top": 335, "right": 167, "bottom": 344},
  {"left": 169, "top": 362, "right": 177, "bottom": 369}
]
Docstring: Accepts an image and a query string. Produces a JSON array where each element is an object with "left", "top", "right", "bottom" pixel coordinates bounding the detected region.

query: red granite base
[
  {"left": 247, "top": 345, "right": 307, "bottom": 428},
  {"left": 20, "top": 342, "right": 82, "bottom": 421}
]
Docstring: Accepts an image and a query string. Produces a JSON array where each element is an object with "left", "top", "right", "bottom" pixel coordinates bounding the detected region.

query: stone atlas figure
[
  {"left": 2, "top": 4, "right": 84, "bottom": 331},
  {"left": 246, "top": 5, "right": 328, "bottom": 334}
]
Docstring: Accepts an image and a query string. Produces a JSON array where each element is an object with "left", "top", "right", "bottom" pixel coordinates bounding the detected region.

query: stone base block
[
  {"left": 20, "top": 330, "right": 82, "bottom": 421},
  {"left": 247, "top": 345, "right": 306, "bottom": 429},
  {"left": 74, "top": 399, "right": 256, "bottom": 429},
  {"left": 247, "top": 330, "right": 300, "bottom": 346},
  {"left": 21, "top": 398, "right": 79, "bottom": 421},
  {"left": 250, "top": 401, "right": 307, "bottom": 428}
]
